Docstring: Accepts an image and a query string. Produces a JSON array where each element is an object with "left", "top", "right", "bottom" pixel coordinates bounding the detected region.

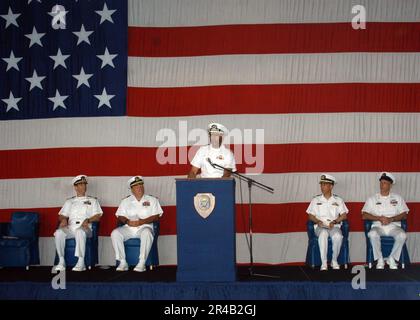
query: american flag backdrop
[{"left": 1, "top": 0, "right": 420, "bottom": 266}]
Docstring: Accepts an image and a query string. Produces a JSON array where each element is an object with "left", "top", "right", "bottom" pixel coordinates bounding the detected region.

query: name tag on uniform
[
  {"left": 143, "top": 201, "right": 150, "bottom": 207},
  {"left": 375, "top": 202, "right": 382, "bottom": 205},
  {"left": 83, "top": 200, "right": 91, "bottom": 205},
  {"left": 390, "top": 200, "right": 398, "bottom": 206},
  {"left": 332, "top": 202, "right": 339, "bottom": 206},
  {"left": 316, "top": 203, "right": 322, "bottom": 205}
]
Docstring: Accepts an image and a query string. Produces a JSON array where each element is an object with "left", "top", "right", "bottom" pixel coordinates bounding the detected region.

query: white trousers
[
  {"left": 368, "top": 225, "right": 407, "bottom": 261},
  {"left": 54, "top": 226, "right": 92, "bottom": 259},
  {"left": 110, "top": 225, "right": 154, "bottom": 263},
  {"left": 315, "top": 227, "right": 343, "bottom": 264}
]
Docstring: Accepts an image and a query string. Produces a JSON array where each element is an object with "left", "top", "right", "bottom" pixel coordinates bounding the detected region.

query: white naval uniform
[
  {"left": 191, "top": 144, "right": 237, "bottom": 178},
  {"left": 362, "top": 193, "right": 409, "bottom": 261},
  {"left": 111, "top": 194, "right": 163, "bottom": 263},
  {"left": 306, "top": 194, "right": 349, "bottom": 264},
  {"left": 54, "top": 196, "right": 103, "bottom": 259}
]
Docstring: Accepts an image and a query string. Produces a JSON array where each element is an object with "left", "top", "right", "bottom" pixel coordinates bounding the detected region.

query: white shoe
[
  {"left": 331, "top": 260, "right": 340, "bottom": 270},
  {"left": 386, "top": 257, "right": 398, "bottom": 270},
  {"left": 320, "top": 263, "right": 328, "bottom": 271},
  {"left": 116, "top": 260, "right": 128, "bottom": 271},
  {"left": 376, "top": 258, "right": 385, "bottom": 269},
  {"left": 72, "top": 259, "right": 86, "bottom": 272},
  {"left": 133, "top": 262, "right": 146, "bottom": 272}
]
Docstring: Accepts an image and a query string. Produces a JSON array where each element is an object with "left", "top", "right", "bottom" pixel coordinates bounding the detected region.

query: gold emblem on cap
[{"left": 130, "top": 176, "right": 144, "bottom": 187}]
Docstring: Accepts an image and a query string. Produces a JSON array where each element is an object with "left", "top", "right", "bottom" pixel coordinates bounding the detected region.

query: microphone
[{"left": 206, "top": 158, "right": 215, "bottom": 168}]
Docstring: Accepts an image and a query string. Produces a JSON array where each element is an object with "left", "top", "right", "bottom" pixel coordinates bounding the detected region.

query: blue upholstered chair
[
  {"left": 54, "top": 222, "right": 100, "bottom": 269},
  {"left": 116, "top": 221, "right": 160, "bottom": 269},
  {"left": 306, "top": 220, "right": 350, "bottom": 269},
  {"left": 0, "top": 212, "right": 40, "bottom": 269},
  {"left": 364, "top": 219, "right": 410, "bottom": 269}
]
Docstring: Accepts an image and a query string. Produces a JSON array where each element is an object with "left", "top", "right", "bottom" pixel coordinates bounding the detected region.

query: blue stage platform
[{"left": 1, "top": 266, "right": 419, "bottom": 300}]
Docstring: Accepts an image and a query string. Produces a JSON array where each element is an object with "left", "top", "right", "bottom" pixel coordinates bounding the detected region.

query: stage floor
[
  {"left": 1, "top": 265, "right": 420, "bottom": 300},
  {"left": 1, "top": 265, "right": 420, "bottom": 283}
]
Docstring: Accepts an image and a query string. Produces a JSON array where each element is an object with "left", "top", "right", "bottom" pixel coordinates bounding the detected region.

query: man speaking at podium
[{"left": 188, "top": 123, "right": 237, "bottom": 178}]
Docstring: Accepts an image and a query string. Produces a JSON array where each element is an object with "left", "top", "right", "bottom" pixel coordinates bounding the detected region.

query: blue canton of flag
[{"left": 0, "top": 0, "right": 127, "bottom": 120}]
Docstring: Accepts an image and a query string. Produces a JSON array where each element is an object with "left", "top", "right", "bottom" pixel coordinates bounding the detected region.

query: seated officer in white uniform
[
  {"left": 111, "top": 176, "right": 163, "bottom": 272},
  {"left": 53, "top": 175, "right": 103, "bottom": 272},
  {"left": 188, "top": 122, "right": 237, "bottom": 178},
  {"left": 362, "top": 172, "right": 409, "bottom": 270},
  {"left": 306, "top": 174, "right": 349, "bottom": 271}
]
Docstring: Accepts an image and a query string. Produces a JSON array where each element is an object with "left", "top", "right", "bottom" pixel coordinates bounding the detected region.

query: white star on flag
[
  {"left": 25, "top": 70, "right": 46, "bottom": 91},
  {"left": 2, "top": 92, "right": 22, "bottom": 112},
  {"left": 25, "top": 26, "right": 46, "bottom": 48},
  {"left": 95, "top": 3, "right": 116, "bottom": 24},
  {"left": 73, "top": 67, "right": 93, "bottom": 88},
  {"left": 2, "top": 51, "right": 23, "bottom": 72},
  {"left": 1, "top": 7, "right": 21, "bottom": 29},
  {"left": 94, "top": 88, "right": 115, "bottom": 108},
  {"left": 49, "top": 48, "right": 70, "bottom": 70},
  {"left": 97, "top": 47, "right": 118, "bottom": 69},
  {"left": 48, "top": 90, "right": 68, "bottom": 111},
  {"left": 73, "top": 24, "right": 94, "bottom": 46}
]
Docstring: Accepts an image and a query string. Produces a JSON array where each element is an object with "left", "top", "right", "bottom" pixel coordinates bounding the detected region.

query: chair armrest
[
  {"left": 363, "top": 220, "right": 373, "bottom": 236},
  {"left": 0, "top": 222, "right": 11, "bottom": 237},
  {"left": 153, "top": 220, "right": 160, "bottom": 235},
  {"left": 401, "top": 219, "right": 408, "bottom": 232},
  {"left": 91, "top": 221, "right": 100, "bottom": 239},
  {"left": 341, "top": 220, "right": 349, "bottom": 239},
  {"left": 306, "top": 220, "right": 316, "bottom": 239}
]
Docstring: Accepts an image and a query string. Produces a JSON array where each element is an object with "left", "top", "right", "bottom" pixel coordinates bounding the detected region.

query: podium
[{"left": 176, "top": 178, "right": 236, "bottom": 282}]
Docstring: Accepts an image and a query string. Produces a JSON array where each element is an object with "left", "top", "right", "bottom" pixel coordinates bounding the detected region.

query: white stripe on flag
[
  {"left": 129, "top": 0, "right": 420, "bottom": 26},
  {"left": 1, "top": 113, "right": 420, "bottom": 150},
  {"left": 128, "top": 53, "right": 420, "bottom": 88},
  {"left": 1, "top": 172, "right": 419, "bottom": 209}
]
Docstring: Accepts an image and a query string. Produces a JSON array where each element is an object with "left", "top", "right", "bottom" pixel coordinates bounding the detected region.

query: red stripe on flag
[
  {"left": 128, "top": 23, "right": 420, "bottom": 57},
  {"left": 1, "top": 203, "right": 419, "bottom": 237},
  {"left": 1, "top": 143, "right": 420, "bottom": 179},
  {"left": 127, "top": 83, "right": 420, "bottom": 117}
]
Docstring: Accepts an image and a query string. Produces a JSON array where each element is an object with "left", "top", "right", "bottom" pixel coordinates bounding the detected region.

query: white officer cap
[
  {"left": 208, "top": 122, "right": 228, "bottom": 136},
  {"left": 127, "top": 176, "right": 144, "bottom": 188},
  {"left": 319, "top": 174, "right": 336, "bottom": 185},
  {"left": 379, "top": 172, "right": 396, "bottom": 184},
  {"left": 72, "top": 174, "right": 88, "bottom": 186}
]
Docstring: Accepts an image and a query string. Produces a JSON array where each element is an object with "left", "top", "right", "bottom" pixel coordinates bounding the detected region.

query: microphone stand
[{"left": 208, "top": 159, "right": 275, "bottom": 277}]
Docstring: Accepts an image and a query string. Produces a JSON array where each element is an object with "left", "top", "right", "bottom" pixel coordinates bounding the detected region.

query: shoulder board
[
  {"left": 333, "top": 194, "right": 341, "bottom": 198},
  {"left": 122, "top": 195, "right": 130, "bottom": 200},
  {"left": 66, "top": 196, "right": 76, "bottom": 200},
  {"left": 313, "top": 194, "right": 321, "bottom": 198},
  {"left": 87, "top": 195, "right": 97, "bottom": 199}
]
